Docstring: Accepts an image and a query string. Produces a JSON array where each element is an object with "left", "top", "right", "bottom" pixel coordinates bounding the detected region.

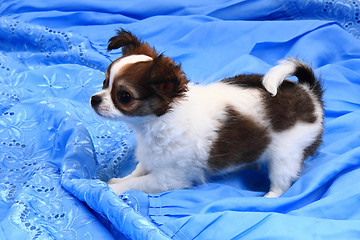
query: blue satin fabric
[{"left": 1, "top": 0, "right": 360, "bottom": 239}]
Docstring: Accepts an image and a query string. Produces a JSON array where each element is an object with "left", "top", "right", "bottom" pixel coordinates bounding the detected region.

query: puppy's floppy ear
[
  {"left": 149, "top": 54, "right": 188, "bottom": 100},
  {"left": 107, "top": 29, "right": 141, "bottom": 55}
]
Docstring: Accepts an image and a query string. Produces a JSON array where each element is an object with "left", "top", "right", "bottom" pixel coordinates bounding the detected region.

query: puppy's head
[{"left": 91, "top": 29, "right": 188, "bottom": 121}]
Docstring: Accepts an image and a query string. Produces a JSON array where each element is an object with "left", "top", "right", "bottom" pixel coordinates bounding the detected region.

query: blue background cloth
[{"left": 1, "top": 0, "right": 360, "bottom": 239}]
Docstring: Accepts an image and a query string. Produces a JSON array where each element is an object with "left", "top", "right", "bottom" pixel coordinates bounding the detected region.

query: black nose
[{"left": 91, "top": 95, "right": 102, "bottom": 108}]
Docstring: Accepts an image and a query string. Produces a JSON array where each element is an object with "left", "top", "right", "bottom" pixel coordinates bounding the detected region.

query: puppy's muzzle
[{"left": 91, "top": 95, "right": 102, "bottom": 109}]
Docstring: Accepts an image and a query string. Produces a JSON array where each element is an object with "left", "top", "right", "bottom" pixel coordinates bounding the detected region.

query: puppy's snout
[{"left": 91, "top": 95, "right": 102, "bottom": 108}]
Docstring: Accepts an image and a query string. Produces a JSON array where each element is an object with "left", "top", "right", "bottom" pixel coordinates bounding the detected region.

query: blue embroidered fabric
[{"left": 1, "top": 0, "right": 360, "bottom": 239}]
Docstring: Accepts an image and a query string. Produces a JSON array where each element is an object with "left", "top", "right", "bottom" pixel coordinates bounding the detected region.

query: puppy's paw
[
  {"left": 107, "top": 177, "right": 124, "bottom": 185},
  {"left": 264, "top": 190, "right": 281, "bottom": 198},
  {"left": 108, "top": 182, "right": 128, "bottom": 196}
]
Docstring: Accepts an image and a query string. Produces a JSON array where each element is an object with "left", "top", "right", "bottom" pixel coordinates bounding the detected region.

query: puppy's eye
[{"left": 118, "top": 90, "right": 133, "bottom": 104}]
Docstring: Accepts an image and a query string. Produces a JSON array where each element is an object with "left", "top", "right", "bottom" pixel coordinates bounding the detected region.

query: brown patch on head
[
  {"left": 208, "top": 106, "right": 270, "bottom": 172},
  {"left": 110, "top": 61, "right": 153, "bottom": 116},
  {"left": 108, "top": 55, "right": 188, "bottom": 117},
  {"left": 263, "top": 81, "right": 317, "bottom": 132},
  {"left": 103, "top": 29, "right": 189, "bottom": 117},
  {"left": 148, "top": 54, "right": 188, "bottom": 99}
]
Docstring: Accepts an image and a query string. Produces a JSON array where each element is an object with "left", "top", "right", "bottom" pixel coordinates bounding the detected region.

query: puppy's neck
[{"left": 124, "top": 114, "right": 163, "bottom": 134}]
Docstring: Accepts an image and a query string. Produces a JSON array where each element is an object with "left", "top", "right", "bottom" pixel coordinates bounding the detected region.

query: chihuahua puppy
[{"left": 91, "top": 29, "right": 323, "bottom": 198}]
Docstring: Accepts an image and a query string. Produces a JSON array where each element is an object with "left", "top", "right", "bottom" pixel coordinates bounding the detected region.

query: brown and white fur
[{"left": 91, "top": 29, "right": 324, "bottom": 198}]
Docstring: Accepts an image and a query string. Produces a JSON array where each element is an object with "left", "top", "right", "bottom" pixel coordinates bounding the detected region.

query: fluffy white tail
[{"left": 262, "top": 59, "right": 303, "bottom": 96}]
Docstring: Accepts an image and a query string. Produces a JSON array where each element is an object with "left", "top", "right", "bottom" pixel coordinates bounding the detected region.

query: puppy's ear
[
  {"left": 149, "top": 54, "right": 188, "bottom": 100},
  {"left": 107, "top": 29, "right": 141, "bottom": 55}
]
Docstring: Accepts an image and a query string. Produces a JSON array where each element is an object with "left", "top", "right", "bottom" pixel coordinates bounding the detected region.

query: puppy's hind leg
[
  {"left": 264, "top": 121, "right": 323, "bottom": 197},
  {"left": 264, "top": 137, "right": 305, "bottom": 198},
  {"left": 264, "top": 153, "right": 303, "bottom": 198}
]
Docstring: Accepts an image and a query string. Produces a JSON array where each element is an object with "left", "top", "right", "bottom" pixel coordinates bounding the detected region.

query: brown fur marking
[
  {"left": 108, "top": 55, "right": 188, "bottom": 117},
  {"left": 208, "top": 106, "right": 270, "bottom": 171},
  {"left": 222, "top": 75, "right": 319, "bottom": 132},
  {"left": 263, "top": 81, "right": 317, "bottom": 132}
]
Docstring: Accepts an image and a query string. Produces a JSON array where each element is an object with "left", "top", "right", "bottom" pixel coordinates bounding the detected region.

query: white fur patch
[
  {"left": 262, "top": 59, "right": 297, "bottom": 96},
  {"left": 263, "top": 121, "right": 322, "bottom": 197}
]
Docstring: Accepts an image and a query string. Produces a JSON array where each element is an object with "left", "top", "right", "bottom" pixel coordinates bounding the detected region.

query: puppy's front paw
[
  {"left": 107, "top": 177, "right": 124, "bottom": 185},
  {"left": 108, "top": 182, "right": 128, "bottom": 196},
  {"left": 107, "top": 178, "right": 129, "bottom": 195}
]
